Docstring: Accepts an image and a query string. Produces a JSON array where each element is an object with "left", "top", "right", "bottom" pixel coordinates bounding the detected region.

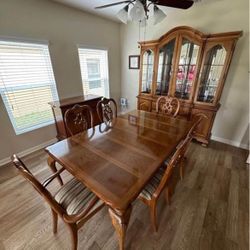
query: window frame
[
  {"left": 77, "top": 45, "right": 110, "bottom": 98},
  {"left": 0, "top": 38, "right": 59, "bottom": 135}
]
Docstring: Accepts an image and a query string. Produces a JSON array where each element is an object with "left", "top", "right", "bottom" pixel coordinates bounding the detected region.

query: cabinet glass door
[
  {"left": 174, "top": 38, "right": 200, "bottom": 100},
  {"left": 196, "top": 45, "right": 227, "bottom": 103},
  {"left": 141, "top": 50, "right": 154, "bottom": 94},
  {"left": 156, "top": 39, "right": 176, "bottom": 95}
]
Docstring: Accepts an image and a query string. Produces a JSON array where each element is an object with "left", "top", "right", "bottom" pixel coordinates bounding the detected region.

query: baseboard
[
  {"left": 0, "top": 138, "right": 58, "bottom": 167},
  {"left": 211, "top": 135, "right": 249, "bottom": 150}
]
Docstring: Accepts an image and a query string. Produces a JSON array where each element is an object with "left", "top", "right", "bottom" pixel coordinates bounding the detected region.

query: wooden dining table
[{"left": 45, "top": 110, "right": 193, "bottom": 250}]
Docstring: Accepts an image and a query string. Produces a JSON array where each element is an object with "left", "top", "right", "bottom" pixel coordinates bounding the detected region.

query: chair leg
[
  {"left": 165, "top": 186, "right": 171, "bottom": 205},
  {"left": 149, "top": 200, "right": 158, "bottom": 232},
  {"left": 67, "top": 223, "right": 78, "bottom": 250},
  {"left": 51, "top": 209, "right": 58, "bottom": 234}
]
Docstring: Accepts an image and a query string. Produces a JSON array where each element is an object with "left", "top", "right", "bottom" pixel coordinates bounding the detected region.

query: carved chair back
[
  {"left": 11, "top": 155, "right": 64, "bottom": 215},
  {"left": 189, "top": 113, "right": 208, "bottom": 137},
  {"left": 179, "top": 113, "right": 209, "bottom": 157},
  {"left": 64, "top": 104, "right": 93, "bottom": 136},
  {"left": 152, "top": 143, "right": 184, "bottom": 200},
  {"left": 156, "top": 96, "right": 180, "bottom": 117},
  {"left": 97, "top": 97, "right": 117, "bottom": 127}
]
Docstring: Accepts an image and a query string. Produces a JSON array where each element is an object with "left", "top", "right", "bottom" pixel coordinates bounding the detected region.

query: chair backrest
[
  {"left": 153, "top": 141, "right": 185, "bottom": 198},
  {"left": 156, "top": 96, "right": 180, "bottom": 117},
  {"left": 188, "top": 113, "right": 208, "bottom": 138},
  {"left": 178, "top": 112, "right": 208, "bottom": 157},
  {"left": 64, "top": 104, "right": 93, "bottom": 136},
  {"left": 12, "top": 155, "right": 63, "bottom": 214},
  {"left": 97, "top": 97, "right": 117, "bottom": 126}
]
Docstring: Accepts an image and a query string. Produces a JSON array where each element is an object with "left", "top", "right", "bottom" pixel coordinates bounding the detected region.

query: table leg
[
  {"left": 47, "top": 156, "right": 63, "bottom": 186},
  {"left": 108, "top": 205, "right": 132, "bottom": 250}
]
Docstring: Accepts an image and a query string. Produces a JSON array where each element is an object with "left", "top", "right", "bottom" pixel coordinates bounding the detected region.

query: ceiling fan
[
  {"left": 95, "top": 0, "right": 196, "bottom": 25},
  {"left": 95, "top": 0, "right": 194, "bottom": 11}
]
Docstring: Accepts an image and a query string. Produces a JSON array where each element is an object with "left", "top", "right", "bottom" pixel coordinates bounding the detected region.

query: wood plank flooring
[{"left": 0, "top": 141, "right": 248, "bottom": 250}]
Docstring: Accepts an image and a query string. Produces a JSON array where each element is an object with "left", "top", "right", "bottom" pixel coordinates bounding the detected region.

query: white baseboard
[
  {"left": 211, "top": 135, "right": 249, "bottom": 150},
  {"left": 0, "top": 138, "right": 58, "bottom": 167}
]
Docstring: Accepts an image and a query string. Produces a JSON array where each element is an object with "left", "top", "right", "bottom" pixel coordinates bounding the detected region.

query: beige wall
[
  {"left": 120, "top": 0, "right": 249, "bottom": 148},
  {"left": 0, "top": 0, "right": 121, "bottom": 161}
]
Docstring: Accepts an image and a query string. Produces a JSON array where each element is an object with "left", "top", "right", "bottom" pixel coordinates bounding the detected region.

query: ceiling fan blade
[
  {"left": 95, "top": 1, "right": 132, "bottom": 9},
  {"left": 155, "top": 0, "right": 194, "bottom": 9}
]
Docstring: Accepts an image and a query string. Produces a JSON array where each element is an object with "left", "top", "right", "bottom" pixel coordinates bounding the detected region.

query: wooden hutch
[{"left": 137, "top": 26, "right": 242, "bottom": 145}]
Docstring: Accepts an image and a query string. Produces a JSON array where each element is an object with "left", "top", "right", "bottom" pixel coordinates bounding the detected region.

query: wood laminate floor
[{"left": 0, "top": 141, "right": 248, "bottom": 250}]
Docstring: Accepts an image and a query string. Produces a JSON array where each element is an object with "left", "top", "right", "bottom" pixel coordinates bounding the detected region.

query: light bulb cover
[
  {"left": 117, "top": 5, "right": 129, "bottom": 24},
  {"left": 130, "top": 0, "right": 146, "bottom": 22},
  {"left": 153, "top": 5, "right": 166, "bottom": 25}
]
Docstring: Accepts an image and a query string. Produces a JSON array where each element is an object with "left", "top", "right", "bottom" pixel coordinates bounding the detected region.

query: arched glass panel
[
  {"left": 175, "top": 39, "right": 200, "bottom": 100},
  {"left": 156, "top": 39, "right": 176, "bottom": 95},
  {"left": 141, "top": 50, "right": 154, "bottom": 94},
  {"left": 197, "top": 45, "right": 227, "bottom": 103}
]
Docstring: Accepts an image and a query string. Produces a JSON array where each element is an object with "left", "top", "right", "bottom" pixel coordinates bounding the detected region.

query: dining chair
[
  {"left": 156, "top": 96, "right": 180, "bottom": 117},
  {"left": 12, "top": 154, "right": 105, "bottom": 250},
  {"left": 138, "top": 142, "right": 185, "bottom": 232},
  {"left": 64, "top": 104, "right": 94, "bottom": 136},
  {"left": 178, "top": 113, "right": 208, "bottom": 179},
  {"left": 96, "top": 97, "right": 117, "bottom": 127}
]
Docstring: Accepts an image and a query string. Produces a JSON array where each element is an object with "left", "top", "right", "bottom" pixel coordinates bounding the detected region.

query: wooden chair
[
  {"left": 96, "top": 97, "right": 117, "bottom": 128},
  {"left": 138, "top": 143, "right": 185, "bottom": 232},
  {"left": 64, "top": 104, "right": 93, "bottom": 136},
  {"left": 12, "top": 154, "right": 105, "bottom": 250},
  {"left": 156, "top": 96, "right": 180, "bottom": 117},
  {"left": 178, "top": 113, "right": 208, "bottom": 179}
]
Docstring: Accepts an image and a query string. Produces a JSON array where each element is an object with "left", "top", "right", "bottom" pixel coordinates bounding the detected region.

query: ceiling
[{"left": 52, "top": 0, "right": 129, "bottom": 22}]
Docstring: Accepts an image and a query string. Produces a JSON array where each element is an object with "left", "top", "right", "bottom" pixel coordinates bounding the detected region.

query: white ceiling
[{"left": 52, "top": 0, "right": 128, "bottom": 22}]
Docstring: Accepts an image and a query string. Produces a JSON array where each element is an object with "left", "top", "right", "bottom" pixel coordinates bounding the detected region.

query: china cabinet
[{"left": 137, "top": 26, "right": 242, "bottom": 145}]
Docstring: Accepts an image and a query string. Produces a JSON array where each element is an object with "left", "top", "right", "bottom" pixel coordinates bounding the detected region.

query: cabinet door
[
  {"left": 140, "top": 49, "right": 154, "bottom": 95},
  {"left": 195, "top": 41, "right": 233, "bottom": 105},
  {"left": 155, "top": 38, "right": 177, "bottom": 96},
  {"left": 173, "top": 36, "right": 202, "bottom": 101}
]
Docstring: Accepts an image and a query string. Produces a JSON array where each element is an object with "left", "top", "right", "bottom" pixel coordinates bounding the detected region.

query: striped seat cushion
[
  {"left": 55, "top": 178, "right": 101, "bottom": 215},
  {"left": 140, "top": 167, "right": 166, "bottom": 200}
]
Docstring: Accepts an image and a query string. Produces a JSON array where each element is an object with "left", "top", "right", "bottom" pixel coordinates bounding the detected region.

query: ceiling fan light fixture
[
  {"left": 130, "top": 0, "right": 146, "bottom": 22},
  {"left": 153, "top": 5, "right": 166, "bottom": 25},
  {"left": 117, "top": 5, "right": 129, "bottom": 24}
]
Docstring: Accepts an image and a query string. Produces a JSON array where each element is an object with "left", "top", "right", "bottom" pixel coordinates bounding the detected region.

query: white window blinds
[
  {"left": 78, "top": 48, "right": 110, "bottom": 97},
  {"left": 0, "top": 40, "right": 59, "bottom": 135}
]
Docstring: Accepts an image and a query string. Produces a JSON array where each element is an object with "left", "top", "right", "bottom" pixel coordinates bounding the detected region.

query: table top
[{"left": 45, "top": 110, "right": 193, "bottom": 211}]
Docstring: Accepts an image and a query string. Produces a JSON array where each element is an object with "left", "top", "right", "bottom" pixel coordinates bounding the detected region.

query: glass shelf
[
  {"left": 196, "top": 45, "right": 226, "bottom": 103},
  {"left": 174, "top": 38, "right": 200, "bottom": 100},
  {"left": 141, "top": 50, "right": 154, "bottom": 94},
  {"left": 156, "top": 39, "right": 176, "bottom": 96}
]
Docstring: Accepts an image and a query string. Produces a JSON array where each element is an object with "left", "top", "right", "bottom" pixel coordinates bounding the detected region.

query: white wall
[
  {"left": 0, "top": 0, "right": 121, "bottom": 162},
  {"left": 120, "top": 0, "right": 249, "bottom": 148}
]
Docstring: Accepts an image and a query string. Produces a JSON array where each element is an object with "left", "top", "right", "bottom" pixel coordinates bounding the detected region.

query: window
[
  {"left": 0, "top": 40, "right": 58, "bottom": 135},
  {"left": 78, "top": 48, "right": 110, "bottom": 97}
]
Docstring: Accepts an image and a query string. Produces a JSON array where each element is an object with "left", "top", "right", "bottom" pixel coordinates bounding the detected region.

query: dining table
[{"left": 45, "top": 110, "right": 194, "bottom": 250}]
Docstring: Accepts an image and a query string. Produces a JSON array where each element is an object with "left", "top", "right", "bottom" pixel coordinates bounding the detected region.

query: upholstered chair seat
[
  {"left": 140, "top": 167, "right": 165, "bottom": 200},
  {"left": 55, "top": 178, "right": 102, "bottom": 216}
]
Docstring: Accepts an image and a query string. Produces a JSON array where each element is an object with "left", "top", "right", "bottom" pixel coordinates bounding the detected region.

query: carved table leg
[
  {"left": 108, "top": 205, "right": 132, "bottom": 250},
  {"left": 47, "top": 156, "right": 63, "bottom": 186}
]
